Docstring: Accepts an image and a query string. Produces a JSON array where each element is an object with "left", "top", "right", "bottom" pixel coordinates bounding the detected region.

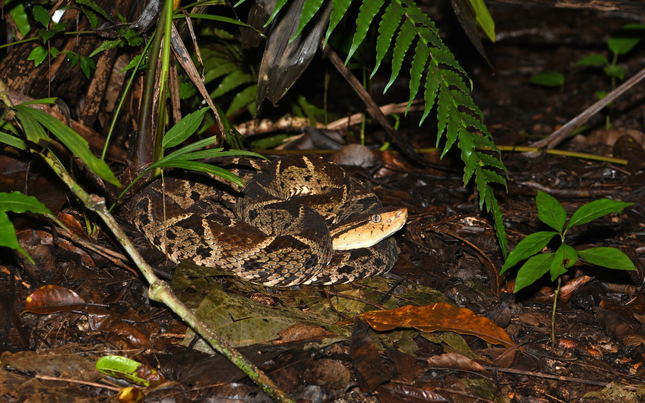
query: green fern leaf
[
  {"left": 264, "top": 0, "right": 290, "bottom": 27},
  {"left": 478, "top": 153, "right": 507, "bottom": 172},
  {"left": 384, "top": 18, "right": 415, "bottom": 93},
  {"left": 419, "top": 63, "right": 440, "bottom": 123},
  {"left": 291, "top": 0, "right": 325, "bottom": 41},
  {"left": 346, "top": 0, "right": 385, "bottom": 63},
  {"left": 407, "top": 39, "right": 430, "bottom": 113},
  {"left": 372, "top": 1, "right": 404, "bottom": 77},
  {"left": 435, "top": 86, "right": 450, "bottom": 146},
  {"left": 325, "top": 0, "right": 353, "bottom": 44}
]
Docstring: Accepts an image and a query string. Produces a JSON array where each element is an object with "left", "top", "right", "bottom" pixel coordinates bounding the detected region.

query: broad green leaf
[
  {"left": 514, "top": 252, "right": 554, "bottom": 293},
  {"left": 407, "top": 39, "right": 429, "bottom": 113},
  {"left": 290, "top": 0, "right": 324, "bottom": 41},
  {"left": 536, "top": 191, "right": 567, "bottom": 232},
  {"left": 500, "top": 231, "right": 558, "bottom": 274},
  {"left": 96, "top": 356, "right": 150, "bottom": 387},
  {"left": 0, "top": 131, "right": 26, "bottom": 150},
  {"left": 346, "top": 0, "right": 385, "bottom": 63},
  {"left": 0, "top": 192, "right": 52, "bottom": 215},
  {"left": 163, "top": 107, "right": 209, "bottom": 149},
  {"left": 578, "top": 247, "right": 636, "bottom": 271},
  {"left": 566, "top": 199, "right": 632, "bottom": 231},
  {"left": 9, "top": 3, "right": 31, "bottom": 37},
  {"left": 210, "top": 70, "right": 253, "bottom": 98},
  {"left": 78, "top": 55, "right": 96, "bottom": 79},
  {"left": 549, "top": 244, "right": 577, "bottom": 281},
  {"left": 33, "top": 5, "right": 50, "bottom": 27},
  {"left": 324, "top": 0, "right": 352, "bottom": 44},
  {"left": 15, "top": 110, "right": 50, "bottom": 143},
  {"left": 604, "top": 64, "right": 625, "bottom": 80},
  {"left": 576, "top": 53, "right": 608, "bottom": 67},
  {"left": 384, "top": 19, "right": 415, "bottom": 93},
  {"left": 467, "top": 0, "right": 495, "bottom": 41},
  {"left": 372, "top": 1, "right": 404, "bottom": 77},
  {"left": 0, "top": 211, "right": 32, "bottom": 262},
  {"left": 608, "top": 32, "right": 642, "bottom": 55},
  {"left": 529, "top": 71, "right": 565, "bottom": 87},
  {"left": 14, "top": 105, "right": 121, "bottom": 187},
  {"left": 27, "top": 46, "right": 47, "bottom": 67}
]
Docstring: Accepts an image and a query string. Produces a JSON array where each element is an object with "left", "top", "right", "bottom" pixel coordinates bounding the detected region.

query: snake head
[{"left": 332, "top": 208, "right": 408, "bottom": 250}]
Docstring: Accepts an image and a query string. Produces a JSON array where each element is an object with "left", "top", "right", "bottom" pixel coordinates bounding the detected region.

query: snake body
[{"left": 128, "top": 155, "right": 406, "bottom": 286}]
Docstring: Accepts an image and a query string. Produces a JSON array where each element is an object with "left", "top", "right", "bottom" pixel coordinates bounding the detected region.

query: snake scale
[{"left": 128, "top": 155, "right": 407, "bottom": 286}]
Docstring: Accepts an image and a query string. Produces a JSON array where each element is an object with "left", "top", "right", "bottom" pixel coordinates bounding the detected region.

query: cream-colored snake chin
[{"left": 128, "top": 155, "right": 407, "bottom": 287}]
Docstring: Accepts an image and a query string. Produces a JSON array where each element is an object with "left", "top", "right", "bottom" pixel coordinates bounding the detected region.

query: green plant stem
[
  {"left": 35, "top": 149, "right": 294, "bottom": 402},
  {"left": 152, "top": 0, "right": 175, "bottom": 169},
  {"left": 551, "top": 277, "right": 561, "bottom": 345}
]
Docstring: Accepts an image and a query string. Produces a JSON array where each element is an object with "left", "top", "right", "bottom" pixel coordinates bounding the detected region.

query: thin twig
[{"left": 35, "top": 375, "right": 121, "bottom": 392}]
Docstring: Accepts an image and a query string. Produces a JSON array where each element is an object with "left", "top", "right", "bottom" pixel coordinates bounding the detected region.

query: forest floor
[{"left": 0, "top": 3, "right": 644, "bottom": 403}]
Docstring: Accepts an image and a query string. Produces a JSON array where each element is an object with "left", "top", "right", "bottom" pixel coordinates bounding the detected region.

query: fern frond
[
  {"left": 264, "top": 0, "right": 290, "bottom": 27},
  {"left": 346, "top": 0, "right": 385, "bottom": 63},
  {"left": 267, "top": 0, "right": 510, "bottom": 255},
  {"left": 407, "top": 39, "right": 429, "bottom": 112},
  {"left": 325, "top": 0, "right": 353, "bottom": 43},
  {"left": 372, "top": 1, "right": 404, "bottom": 77},
  {"left": 384, "top": 19, "right": 415, "bottom": 92},
  {"left": 291, "top": 0, "right": 325, "bottom": 40}
]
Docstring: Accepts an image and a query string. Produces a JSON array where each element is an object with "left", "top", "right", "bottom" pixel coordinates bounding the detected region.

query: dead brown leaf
[
  {"left": 24, "top": 285, "right": 86, "bottom": 314},
  {"left": 359, "top": 303, "right": 515, "bottom": 347}
]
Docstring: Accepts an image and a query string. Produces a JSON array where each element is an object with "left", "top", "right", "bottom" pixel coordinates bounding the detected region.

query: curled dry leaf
[
  {"left": 24, "top": 285, "right": 86, "bottom": 314},
  {"left": 427, "top": 352, "right": 486, "bottom": 371},
  {"left": 359, "top": 303, "right": 515, "bottom": 347}
]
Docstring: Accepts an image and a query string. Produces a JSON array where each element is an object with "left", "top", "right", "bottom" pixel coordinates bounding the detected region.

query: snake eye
[{"left": 371, "top": 214, "right": 382, "bottom": 223}]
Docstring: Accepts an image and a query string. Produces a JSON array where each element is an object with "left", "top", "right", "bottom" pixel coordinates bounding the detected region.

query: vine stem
[{"left": 37, "top": 149, "right": 294, "bottom": 402}]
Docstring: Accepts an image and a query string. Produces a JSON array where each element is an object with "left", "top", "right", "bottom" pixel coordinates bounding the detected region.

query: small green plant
[
  {"left": 576, "top": 24, "right": 644, "bottom": 127},
  {"left": 500, "top": 191, "right": 636, "bottom": 342}
]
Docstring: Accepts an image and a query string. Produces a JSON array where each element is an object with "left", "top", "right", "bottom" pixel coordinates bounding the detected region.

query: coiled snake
[{"left": 128, "top": 155, "right": 407, "bottom": 286}]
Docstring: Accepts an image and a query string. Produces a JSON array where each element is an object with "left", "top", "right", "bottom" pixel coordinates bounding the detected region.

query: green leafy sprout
[
  {"left": 501, "top": 191, "right": 636, "bottom": 294},
  {"left": 576, "top": 23, "right": 644, "bottom": 127}
]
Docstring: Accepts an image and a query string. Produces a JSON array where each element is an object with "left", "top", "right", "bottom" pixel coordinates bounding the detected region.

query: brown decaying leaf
[
  {"left": 426, "top": 352, "right": 486, "bottom": 372},
  {"left": 350, "top": 319, "right": 393, "bottom": 393},
  {"left": 24, "top": 285, "right": 86, "bottom": 314},
  {"left": 359, "top": 303, "right": 515, "bottom": 347},
  {"left": 557, "top": 275, "right": 594, "bottom": 302}
]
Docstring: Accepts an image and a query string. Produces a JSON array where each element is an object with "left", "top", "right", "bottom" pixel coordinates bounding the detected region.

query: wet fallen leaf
[
  {"left": 350, "top": 319, "right": 393, "bottom": 393},
  {"left": 359, "top": 303, "right": 515, "bottom": 347},
  {"left": 427, "top": 352, "right": 486, "bottom": 371},
  {"left": 24, "top": 285, "right": 86, "bottom": 314},
  {"left": 275, "top": 323, "right": 336, "bottom": 344}
]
